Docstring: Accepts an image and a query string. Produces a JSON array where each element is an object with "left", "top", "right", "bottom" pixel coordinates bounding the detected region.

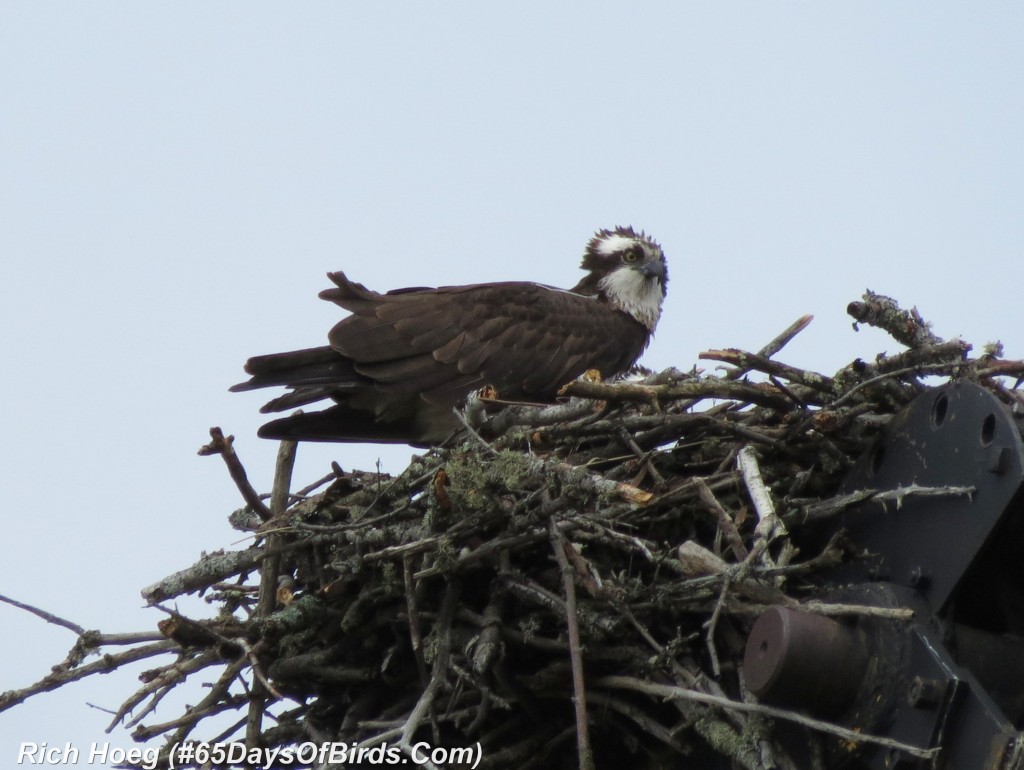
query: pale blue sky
[{"left": 2, "top": 2, "right": 1023, "bottom": 759}]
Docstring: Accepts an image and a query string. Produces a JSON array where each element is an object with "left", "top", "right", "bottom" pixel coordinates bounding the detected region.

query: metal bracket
[
  {"left": 744, "top": 382, "right": 1024, "bottom": 768},
  {"left": 836, "top": 380, "right": 1024, "bottom": 613}
]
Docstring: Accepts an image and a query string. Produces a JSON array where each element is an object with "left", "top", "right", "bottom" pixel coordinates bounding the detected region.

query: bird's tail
[
  {"left": 257, "top": 404, "right": 434, "bottom": 446},
  {"left": 229, "top": 346, "right": 358, "bottom": 393}
]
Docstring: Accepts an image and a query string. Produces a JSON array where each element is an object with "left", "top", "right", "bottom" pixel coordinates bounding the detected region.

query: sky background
[{"left": 2, "top": 2, "right": 1023, "bottom": 761}]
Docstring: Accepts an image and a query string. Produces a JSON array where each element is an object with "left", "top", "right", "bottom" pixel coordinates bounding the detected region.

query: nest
[{"left": 5, "top": 291, "right": 1024, "bottom": 769}]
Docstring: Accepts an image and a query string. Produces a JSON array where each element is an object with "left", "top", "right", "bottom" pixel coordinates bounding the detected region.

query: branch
[
  {"left": 701, "top": 348, "right": 834, "bottom": 394},
  {"left": 846, "top": 290, "right": 945, "bottom": 348},
  {"left": 550, "top": 519, "right": 595, "bottom": 770},
  {"left": 393, "top": 581, "right": 461, "bottom": 768},
  {"left": 595, "top": 675, "right": 940, "bottom": 761},
  {"left": 0, "top": 641, "right": 177, "bottom": 714},
  {"left": 0, "top": 593, "right": 86, "bottom": 635},
  {"left": 790, "top": 483, "right": 976, "bottom": 525},
  {"left": 198, "top": 427, "right": 273, "bottom": 520},
  {"left": 560, "top": 377, "right": 794, "bottom": 411},
  {"left": 737, "top": 446, "right": 787, "bottom": 571}
]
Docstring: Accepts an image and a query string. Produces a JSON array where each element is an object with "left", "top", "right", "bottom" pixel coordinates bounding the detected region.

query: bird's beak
[{"left": 637, "top": 259, "right": 666, "bottom": 281}]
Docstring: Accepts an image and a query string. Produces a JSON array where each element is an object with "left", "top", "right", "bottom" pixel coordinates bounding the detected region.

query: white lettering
[
  {"left": 412, "top": 742, "right": 431, "bottom": 763},
  {"left": 16, "top": 743, "right": 80, "bottom": 765},
  {"left": 295, "top": 742, "right": 319, "bottom": 763},
  {"left": 411, "top": 743, "right": 479, "bottom": 766},
  {"left": 223, "top": 743, "right": 245, "bottom": 764},
  {"left": 325, "top": 742, "right": 348, "bottom": 763},
  {"left": 88, "top": 742, "right": 109, "bottom": 763},
  {"left": 139, "top": 747, "right": 159, "bottom": 770},
  {"left": 16, "top": 743, "right": 40, "bottom": 764}
]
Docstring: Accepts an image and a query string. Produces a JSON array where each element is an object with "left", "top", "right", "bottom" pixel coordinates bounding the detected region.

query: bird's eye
[{"left": 623, "top": 250, "right": 640, "bottom": 263}]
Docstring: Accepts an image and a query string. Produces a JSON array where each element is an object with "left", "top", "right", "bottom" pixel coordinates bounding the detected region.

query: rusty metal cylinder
[{"left": 744, "top": 605, "right": 868, "bottom": 717}]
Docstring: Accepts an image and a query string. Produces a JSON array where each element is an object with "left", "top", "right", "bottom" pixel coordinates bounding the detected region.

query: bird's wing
[{"left": 320, "top": 273, "right": 649, "bottom": 406}]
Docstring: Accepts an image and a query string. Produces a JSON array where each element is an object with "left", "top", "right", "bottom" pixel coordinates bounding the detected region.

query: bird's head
[{"left": 573, "top": 226, "right": 668, "bottom": 331}]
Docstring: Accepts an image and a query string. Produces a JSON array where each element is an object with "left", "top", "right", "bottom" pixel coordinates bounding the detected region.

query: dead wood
[{"left": 4, "top": 290, "right": 1019, "bottom": 769}]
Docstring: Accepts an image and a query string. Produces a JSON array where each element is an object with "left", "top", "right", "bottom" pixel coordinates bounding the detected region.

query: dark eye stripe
[{"left": 623, "top": 247, "right": 644, "bottom": 262}]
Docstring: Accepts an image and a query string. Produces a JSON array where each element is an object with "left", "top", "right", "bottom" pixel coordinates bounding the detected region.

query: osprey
[{"left": 232, "top": 226, "right": 667, "bottom": 446}]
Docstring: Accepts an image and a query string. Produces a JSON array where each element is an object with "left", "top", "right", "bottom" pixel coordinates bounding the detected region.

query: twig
[
  {"left": 695, "top": 479, "right": 748, "bottom": 562},
  {"left": 561, "top": 377, "right": 794, "bottom": 411},
  {"left": 702, "top": 348, "right": 834, "bottom": 393},
  {"left": 846, "top": 290, "right": 945, "bottom": 348},
  {"left": 0, "top": 593, "right": 86, "bottom": 635},
  {"left": 482, "top": 398, "right": 600, "bottom": 438},
  {"left": 737, "top": 446, "right": 778, "bottom": 528},
  {"left": 737, "top": 446, "right": 787, "bottom": 571},
  {"left": 0, "top": 641, "right": 177, "bottom": 714},
  {"left": 550, "top": 519, "right": 596, "bottom": 770},
  {"left": 294, "top": 469, "right": 339, "bottom": 498},
  {"left": 677, "top": 541, "right": 729, "bottom": 577},
  {"left": 248, "top": 438, "right": 296, "bottom": 746},
  {"left": 451, "top": 406, "right": 500, "bottom": 455},
  {"left": 394, "top": 581, "right": 461, "bottom": 768},
  {"left": 830, "top": 361, "right": 969, "bottom": 409},
  {"left": 108, "top": 649, "right": 223, "bottom": 731},
  {"left": 755, "top": 313, "right": 815, "bottom": 360},
  {"left": 404, "top": 555, "right": 429, "bottom": 687},
  {"left": 595, "top": 675, "right": 940, "bottom": 761},
  {"left": 240, "top": 639, "right": 283, "bottom": 700},
  {"left": 584, "top": 691, "right": 688, "bottom": 755},
  {"left": 132, "top": 657, "right": 248, "bottom": 742},
  {"left": 791, "top": 484, "right": 976, "bottom": 525},
  {"left": 666, "top": 315, "right": 813, "bottom": 419},
  {"left": 198, "top": 427, "right": 273, "bottom": 520},
  {"left": 140, "top": 537, "right": 322, "bottom": 604},
  {"left": 797, "top": 601, "right": 915, "bottom": 620},
  {"left": 977, "top": 359, "right": 1024, "bottom": 379},
  {"left": 871, "top": 339, "right": 972, "bottom": 375},
  {"left": 704, "top": 572, "right": 731, "bottom": 678}
]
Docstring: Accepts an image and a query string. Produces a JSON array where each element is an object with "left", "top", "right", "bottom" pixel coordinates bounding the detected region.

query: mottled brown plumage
[{"left": 232, "top": 227, "right": 667, "bottom": 445}]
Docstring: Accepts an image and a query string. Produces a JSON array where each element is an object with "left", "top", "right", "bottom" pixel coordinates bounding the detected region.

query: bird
[{"left": 231, "top": 226, "right": 668, "bottom": 446}]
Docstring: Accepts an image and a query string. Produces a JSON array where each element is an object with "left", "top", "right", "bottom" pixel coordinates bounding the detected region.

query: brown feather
[{"left": 233, "top": 227, "right": 665, "bottom": 444}]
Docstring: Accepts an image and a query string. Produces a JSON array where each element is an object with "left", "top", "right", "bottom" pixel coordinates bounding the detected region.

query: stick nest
[{"left": 5, "top": 291, "right": 1024, "bottom": 770}]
